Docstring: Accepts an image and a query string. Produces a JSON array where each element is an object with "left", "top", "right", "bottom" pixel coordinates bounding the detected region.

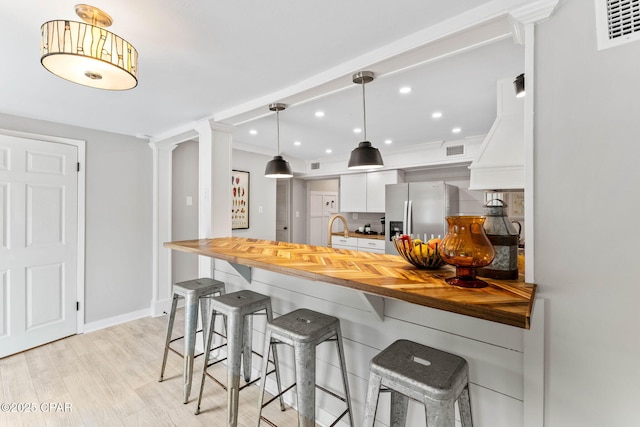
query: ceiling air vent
[
  {"left": 310, "top": 162, "right": 320, "bottom": 170},
  {"left": 595, "top": 0, "right": 640, "bottom": 50},
  {"left": 446, "top": 145, "right": 464, "bottom": 156}
]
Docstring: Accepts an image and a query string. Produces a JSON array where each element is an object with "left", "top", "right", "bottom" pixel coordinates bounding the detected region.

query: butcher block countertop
[{"left": 164, "top": 237, "right": 536, "bottom": 329}]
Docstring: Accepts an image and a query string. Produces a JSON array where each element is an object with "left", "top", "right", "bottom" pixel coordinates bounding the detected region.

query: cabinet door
[
  {"left": 366, "top": 170, "right": 401, "bottom": 212},
  {"left": 357, "top": 238, "right": 386, "bottom": 253},
  {"left": 340, "top": 173, "right": 367, "bottom": 212},
  {"left": 331, "top": 236, "right": 357, "bottom": 249},
  {"left": 323, "top": 194, "right": 338, "bottom": 216},
  {"left": 309, "top": 193, "right": 324, "bottom": 216}
]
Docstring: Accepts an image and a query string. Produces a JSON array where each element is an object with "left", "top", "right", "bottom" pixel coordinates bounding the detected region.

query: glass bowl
[{"left": 392, "top": 235, "right": 445, "bottom": 269}]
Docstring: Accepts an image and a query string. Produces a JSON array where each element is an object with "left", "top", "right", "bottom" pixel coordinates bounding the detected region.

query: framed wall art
[
  {"left": 508, "top": 192, "right": 524, "bottom": 219},
  {"left": 231, "top": 170, "right": 249, "bottom": 229}
]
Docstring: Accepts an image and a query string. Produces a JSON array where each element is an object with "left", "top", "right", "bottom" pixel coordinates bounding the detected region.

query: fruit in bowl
[{"left": 393, "top": 235, "right": 445, "bottom": 269}]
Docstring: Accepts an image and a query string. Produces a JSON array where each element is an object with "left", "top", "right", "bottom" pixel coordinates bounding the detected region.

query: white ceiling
[{"left": 0, "top": 0, "right": 528, "bottom": 163}]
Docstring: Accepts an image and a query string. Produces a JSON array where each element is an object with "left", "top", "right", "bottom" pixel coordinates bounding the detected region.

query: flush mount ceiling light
[
  {"left": 264, "top": 103, "right": 293, "bottom": 179},
  {"left": 514, "top": 73, "right": 525, "bottom": 98},
  {"left": 40, "top": 4, "right": 138, "bottom": 90},
  {"left": 348, "top": 71, "right": 384, "bottom": 170}
]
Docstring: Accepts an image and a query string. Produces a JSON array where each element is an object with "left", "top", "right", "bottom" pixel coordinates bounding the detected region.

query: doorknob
[{"left": 283, "top": 226, "right": 288, "bottom": 230}]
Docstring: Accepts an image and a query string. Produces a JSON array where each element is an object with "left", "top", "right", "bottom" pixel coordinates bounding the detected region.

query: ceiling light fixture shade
[
  {"left": 40, "top": 4, "right": 138, "bottom": 90},
  {"left": 264, "top": 103, "right": 293, "bottom": 179},
  {"left": 514, "top": 73, "right": 525, "bottom": 98},
  {"left": 348, "top": 71, "right": 384, "bottom": 169}
]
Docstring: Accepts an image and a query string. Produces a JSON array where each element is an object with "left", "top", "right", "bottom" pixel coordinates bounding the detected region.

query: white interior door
[
  {"left": 0, "top": 134, "right": 78, "bottom": 358},
  {"left": 275, "top": 179, "right": 290, "bottom": 242},
  {"left": 308, "top": 191, "right": 338, "bottom": 246}
]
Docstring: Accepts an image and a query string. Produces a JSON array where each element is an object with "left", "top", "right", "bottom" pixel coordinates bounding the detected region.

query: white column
[
  {"left": 196, "top": 121, "right": 234, "bottom": 277},
  {"left": 149, "top": 141, "right": 178, "bottom": 316}
]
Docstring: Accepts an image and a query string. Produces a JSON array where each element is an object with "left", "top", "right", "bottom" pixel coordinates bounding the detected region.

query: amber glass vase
[{"left": 439, "top": 216, "right": 495, "bottom": 288}]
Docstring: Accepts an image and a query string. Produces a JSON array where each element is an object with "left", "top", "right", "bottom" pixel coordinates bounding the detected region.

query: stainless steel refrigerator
[{"left": 384, "top": 181, "right": 459, "bottom": 254}]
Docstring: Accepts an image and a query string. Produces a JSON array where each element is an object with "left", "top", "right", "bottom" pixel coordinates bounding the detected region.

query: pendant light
[
  {"left": 348, "top": 71, "right": 384, "bottom": 169},
  {"left": 40, "top": 4, "right": 138, "bottom": 90},
  {"left": 264, "top": 103, "right": 293, "bottom": 178},
  {"left": 514, "top": 73, "right": 525, "bottom": 98}
]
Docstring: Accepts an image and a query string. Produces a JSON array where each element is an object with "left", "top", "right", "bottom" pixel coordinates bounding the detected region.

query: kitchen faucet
[{"left": 327, "top": 214, "right": 349, "bottom": 247}]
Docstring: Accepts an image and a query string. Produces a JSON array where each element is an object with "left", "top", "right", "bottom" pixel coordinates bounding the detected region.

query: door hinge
[
  {"left": 76, "top": 301, "right": 80, "bottom": 311},
  {"left": 77, "top": 162, "right": 80, "bottom": 172}
]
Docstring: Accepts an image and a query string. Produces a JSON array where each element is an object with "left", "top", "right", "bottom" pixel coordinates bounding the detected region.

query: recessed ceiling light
[
  {"left": 325, "top": 149, "right": 332, "bottom": 154},
  {"left": 452, "top": 127, "right": 462, "bottom": 134},
  {"left": 432, "top": 112, "right": 443, "bottom": 119},
  {"left": 294, "top": 141, "right": 301, "bottom": 146},
  {"left": 353, "top": 128, "right": 362, "bottom": 134},
  {"left": 249, "top": 129, "right": 258, "bottom": 135},
  {"left": 384, "top": 139, "right": 392, "bottom": 144},
  {"left": 399, "top": 86, "right": 412, "bottom": 94},
  {"left": 315, "top": 111, "right": 325, "bottom": 117}
]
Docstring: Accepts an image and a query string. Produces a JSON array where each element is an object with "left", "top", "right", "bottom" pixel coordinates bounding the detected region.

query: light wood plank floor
[{"left": 0, "top": 311, "right": 307, "bottom": 426}]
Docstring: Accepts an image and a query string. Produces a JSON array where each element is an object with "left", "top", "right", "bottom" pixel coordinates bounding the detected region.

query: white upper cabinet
[
  {"left": 340, "top": 173, "right": 367, "bottom": 212},
  {"left": 366, "top": 170, "right": 404, "bottom": 212},
  {"left": 340, "top": 170, "right": 404, "bottom": 212}
]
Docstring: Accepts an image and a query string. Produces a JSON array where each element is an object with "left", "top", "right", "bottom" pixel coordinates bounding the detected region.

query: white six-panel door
[{"left": 0, "top": 134, "right": 78, "bottom": 358}]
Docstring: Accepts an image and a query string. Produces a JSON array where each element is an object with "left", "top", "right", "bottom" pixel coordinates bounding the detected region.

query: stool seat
[
  {"left": 174, "top": 278, "right": 225, "bottom": 298},
  {"left": 159, "top": 278, "right": 225, "bottom": 403},
  {"left": 211, "top": 289, "right": 271, "bottom": 312},
  {"left": 257, "top": 308, "right": 353, "bottom": 427},
  {"left": 364, "top": 339, "right": 473, "bottom": 427},
  {"left": 267, "top": 308, "right": 339, "bottom": 344},
  {"left": 196, "top": 289, "right": 284, "bottom": 427}
]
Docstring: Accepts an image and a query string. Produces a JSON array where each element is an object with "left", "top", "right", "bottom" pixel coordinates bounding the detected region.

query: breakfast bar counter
[{"left": 164, "top": 236, "right": 536, "bottom": 329}]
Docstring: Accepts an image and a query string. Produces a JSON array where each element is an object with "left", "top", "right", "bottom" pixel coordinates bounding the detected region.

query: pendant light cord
[
  {"left": 362, "top": 81, "right": 367, "bottom": 141},
  {"left": 276, "top": 109, "right": 281, "bottom": 155}
]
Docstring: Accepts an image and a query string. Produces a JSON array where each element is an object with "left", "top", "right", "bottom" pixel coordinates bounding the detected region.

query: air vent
[
  {"left": 310, "top": 162, "right": 320, "bottom": 170},
  {"left": 596, "top": 0, "right": 640, "bottom": 50},
  {"left": 446, "top": 145, "right": 464, "bottom": 156}
]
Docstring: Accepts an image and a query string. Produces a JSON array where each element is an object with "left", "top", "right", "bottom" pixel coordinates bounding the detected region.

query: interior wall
[
  {"left": 307, "top": 178, "right": 339, "bottom": 192},
  {"left": 172, "top": 140, "right": 199, "bottom": 284},
  {"left": 169, "top": 146, "right": 279, "bottom": 244},
  {"left": 290, "top": 178, "right": 308, "bottom": 244},
  {"left": 536, "top": 1, "right": 640, "bottom": 425},
  {"left": 232, "top": 150, "right": 277, "bottom": 240},
  {"left": 0, "top": 112, "right": 153, "bottom": 324}
]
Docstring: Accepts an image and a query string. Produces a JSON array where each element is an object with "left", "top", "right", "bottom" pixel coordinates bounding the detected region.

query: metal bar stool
[
  {"left": 363, "top": 339, "right": 473, "bottom": 427},
  {"left": 195, "top": 290, "right": 285, "bottom": 427},
  {"left": 257, "top": 308, "right": 354, "bottom": 427},
  {"left": 159, "top": 277, "right": 225, "bottom": 403}
]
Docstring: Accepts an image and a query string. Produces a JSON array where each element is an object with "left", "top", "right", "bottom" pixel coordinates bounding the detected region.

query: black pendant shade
[
  {"left": 264, "top": 155, "right": 293, "bottom": 178},
  {"left": 349, "top": 71, "right": 383, "bottom": 169},
  {"left": 514, "top": 73, "right": 525, "bottom": 98},
  {"left": 348, "top": 141, "right": 384, "bottom": 169},
  {"left": 264, "top": 103, "right": 293, "bottom": 178}
]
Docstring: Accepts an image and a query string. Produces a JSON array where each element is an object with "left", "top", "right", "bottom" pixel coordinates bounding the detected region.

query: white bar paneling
[{"left": 214, "top": 262, "right": 527, "bottom": 426}]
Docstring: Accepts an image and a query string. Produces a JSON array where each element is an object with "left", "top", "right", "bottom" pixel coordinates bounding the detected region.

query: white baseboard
[
  {"left": 152, "top": 297, "right": 173, "bottom": 317},
  {"left": 83, "top": 308, "right": 151, "bottom": 333}
]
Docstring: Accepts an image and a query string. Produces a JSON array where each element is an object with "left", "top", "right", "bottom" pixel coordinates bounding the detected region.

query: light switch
[
  {"left": 258, "top": 205, "right": 263, "bottom": 214},
  {"left": 186, "top": 196, "right": 193, "bottom": 206},
  {"left": 296, "top": 211, "right": 300, "bottom": 218}
]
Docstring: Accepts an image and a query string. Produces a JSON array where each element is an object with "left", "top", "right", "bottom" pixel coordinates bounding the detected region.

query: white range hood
[{"left": 468, "top": 78, "right": 524, "bottom": 190}]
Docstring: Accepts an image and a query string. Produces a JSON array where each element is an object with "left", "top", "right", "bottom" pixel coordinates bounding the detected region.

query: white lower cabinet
[
  {"left": 331, "top": 236, "right": 385, "bottom": 253},
  {"left": 356, "top": 238, "right": 385, "bottom": 253},
  {"left": 331, "top": 236, "right": 358, "bottom": 250}
]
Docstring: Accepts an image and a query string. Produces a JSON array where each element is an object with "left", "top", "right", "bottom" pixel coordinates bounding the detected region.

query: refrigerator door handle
[
  {"left": 403, "top": 200, "right": 408, "bottom": 235},
  {"left": 408, "top": 200, "right": 413, "bottom": 236}
]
